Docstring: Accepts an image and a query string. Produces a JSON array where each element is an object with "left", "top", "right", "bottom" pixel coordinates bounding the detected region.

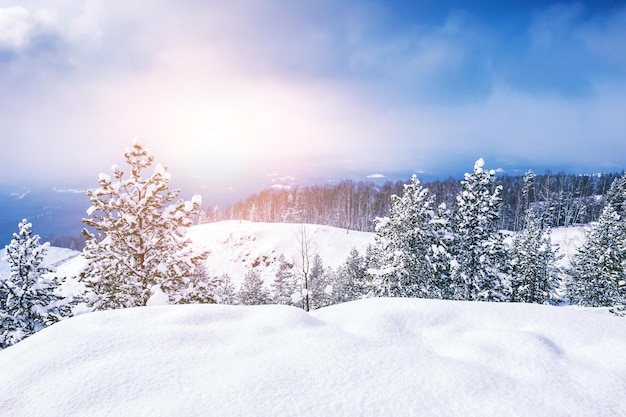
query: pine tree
[
  {"left": 334, "top": 248, "right": 366, "bottom": 302},
  {"left": 214, "top": 274, "right": 239, "bottom": 305},
  {"left": 309, "top": 254, "right": 333, "bottom": 309},
  {"left": 271, "top": 254, "right": 296, "bottom": 305},
  {"left": 367, "top": 175, "right": 451, "bottom": 298},
  {"left": 239, "top": 269, "right": 270, "bottom": 305},
  {"left": 451, "top": 158, "right": 509, "bottom": 301},
  {"left": 509, "top": 210, "right": 562, "bottom": 304},
  {"left": 606, "top": 172, "right": 626, "bottom": 218},
  {"left": 0, "top": 219, "right": 71, "bottom": 349},
  {"left": 81, "top": 139, "right": 213, "bottom": 309},
  {"left": 567, "top": 204, "right": 626, "bottom": 308}
]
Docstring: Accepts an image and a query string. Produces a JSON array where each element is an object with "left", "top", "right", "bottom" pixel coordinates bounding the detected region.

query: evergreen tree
[
  {"left": 509, "top": 210, "right": 562, "bottom": 304},
  {"left": 309, "top": 254, "right": 333, "bottom": 309},
  {"left": 367, "top": 175, "right": 451, "bottom": 298},
  {"left": 606, "top": 172, "right": 626, "bottom": 218},
  {"left": 214, "top": 274, "right": 239, "bottom": 305},
  {"left": 0, "top": 219, "right": 71, "bottom": 349},
  {"left": 81, "top": 139, "right": 213, "bottom": 309},
  {"left": 334, "top": 248, "right": 367, "bottom": 302},
  {"left": 271, "top": 254, "right": 296, "bottom": 305},
  {"left": 239, "top": 269, "right": 270, "bottom": 305},
  {"left": 451, "top": 159, "right": 509, "bottom": 301},
  {"left": 567, "top": 205, "right": 626, "bottom": 308}
]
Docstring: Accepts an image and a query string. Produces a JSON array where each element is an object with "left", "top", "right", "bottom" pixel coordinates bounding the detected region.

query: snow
[
  {"left": 188, "top": 221, "right": 375, "bottom": 287},
  {"left": 1, "top": 298, "right": 625, "bottom": 417},
  {"left": 1, "top": 222, "right": 625, "bottom": 415}
]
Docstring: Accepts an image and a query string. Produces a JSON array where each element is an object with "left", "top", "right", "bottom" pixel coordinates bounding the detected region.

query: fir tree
[
  {"left": 271, "top": 254, "right": 296, "bottom": 305},
  {"left": 367, "top": 175, "right": 451, "bottom": 298},
  {"left": 239, "top": 269, "right": 270, "bottom": 305},
  {"left": 0, "top": 219, "right": 71, "bottom": 349},
  {"left": 567, "top": 205, "right": 626, "bottom": 308},
  {"left": 214, "top": 274, "right": 239, "bottom": 305},
  {"left": 334, "top": 248, "right": 367, "bottom": 302},
  {"left": 81, "top": 139, "right": 213, "bottom": 309},
  {"left": 450, "top": 158, "right": 509, "bottom": 301},
  {"left": 606, "top": 171, "right": 626, "bottom": 218},
  {"left": 509, "top": 210, "right": 562, "bottom": 304},
  {"left": 309, "top": 254, "right": 333, "bottom": 309}
]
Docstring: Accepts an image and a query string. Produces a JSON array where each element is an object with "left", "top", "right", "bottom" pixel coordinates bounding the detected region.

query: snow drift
[{"left": 1, "top": 298, "right": 625, "bottom": 417}]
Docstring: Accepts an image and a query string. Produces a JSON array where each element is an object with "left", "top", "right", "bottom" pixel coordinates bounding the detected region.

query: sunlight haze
[{"left": 1, "top": 0, "right": 625, "bottom": 186}]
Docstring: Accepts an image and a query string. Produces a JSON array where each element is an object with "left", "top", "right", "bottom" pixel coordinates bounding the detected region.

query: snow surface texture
[{"left": 1, "top": 298, "right": 625, "bottom": 417}]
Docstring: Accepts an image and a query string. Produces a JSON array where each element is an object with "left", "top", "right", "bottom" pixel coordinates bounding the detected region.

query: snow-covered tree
[
  {"left": 450, "top": 158, "right": 509, "bottom": 301},
  {"left": 333, "top": 248, "right": 367, "bottom": 303},
  {"left": 509, "top": 210, "right": 562, "bottom": 304},
  {"left": 308, "top": 254, "right": 334, "bottom": 309},
  {"left": 214, "top": 274, "right": 239, "bottom": 305},
  {"left": 367, "top": 175, "right": 451, "bottom": 299},
  {"left": 271, "top": 254, "right": 296, "bottom": 305},
  {"left": 239, "top": 269, "right": 270, "bottom": 305},
  {"left": 606, "top": 171, "right": 626, "bottom": 218},
  {"left": 0, "top": 219, "right": 71, "bottom": 349},
  {"left": 81, "top": 139, "right": 213, "bottom": 309},
  {"left": 567, "top": 205, "right": 626, "bottom": 309}
]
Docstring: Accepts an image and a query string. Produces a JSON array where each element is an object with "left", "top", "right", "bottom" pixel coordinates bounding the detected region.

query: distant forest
[{"left": 203, "top": 171, "right": 624, "bottom": 232}]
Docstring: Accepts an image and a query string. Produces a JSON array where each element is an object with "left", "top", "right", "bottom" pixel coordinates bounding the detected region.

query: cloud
[
  {"left": 0, "top": 6, "right": 38, "bottom": 51},
  {"left": 0, "top": 1, "right": 625, "bottom": 185}
]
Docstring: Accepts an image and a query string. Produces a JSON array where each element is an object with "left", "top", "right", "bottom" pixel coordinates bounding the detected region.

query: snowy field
[{"left": 1, "top": 298, "right": 625, "bottom": 417}]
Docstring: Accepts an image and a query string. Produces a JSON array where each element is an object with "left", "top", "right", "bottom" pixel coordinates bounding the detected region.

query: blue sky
[{"left": 0, "top": 0, "right": 625, "bottom": 188}]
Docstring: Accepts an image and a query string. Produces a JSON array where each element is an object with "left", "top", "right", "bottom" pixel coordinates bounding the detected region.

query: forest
[{"left": 205, "top": 170, "right": 623, "bottom": 232}]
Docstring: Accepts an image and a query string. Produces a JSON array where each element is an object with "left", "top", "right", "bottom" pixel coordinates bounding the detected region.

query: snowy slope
[
  {"left": 0, "top": 246, "right": 80, "bottom": 278},
  {"left": 1, "top": 298, "right": 625, "bottom": 417},
  {"left": 188, "top": 220, "right": 375, "bottom": 286}
]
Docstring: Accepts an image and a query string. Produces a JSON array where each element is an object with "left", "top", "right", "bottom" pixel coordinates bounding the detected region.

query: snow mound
[{"left": 1, "top": 298, "right": 625, "bottom": 417}]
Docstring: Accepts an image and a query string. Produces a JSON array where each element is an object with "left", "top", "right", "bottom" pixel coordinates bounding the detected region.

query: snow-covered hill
[
  {"left": 0, "top": 221, "right": 589, "bottom": 293},
  {"left": 1, "top": 298, "right": 625, "bottom": 417},
  {"left": 188, "top": 220, "right": 375, "bottom": 286}
]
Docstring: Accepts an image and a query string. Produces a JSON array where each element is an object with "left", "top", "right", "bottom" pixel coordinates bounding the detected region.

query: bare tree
[{"left": 296, "top": 224, "right": 315, "bottom": 311}]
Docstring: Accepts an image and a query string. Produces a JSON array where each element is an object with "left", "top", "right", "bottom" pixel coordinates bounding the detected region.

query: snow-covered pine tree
[
  {"left": 214, "top": 274, "right": 239, "bottom": 305},
  {"left": 271, "top": 254, "right": 296, "bottom": 305},
  {"left": 239, "top": 269, "right": 270, "bottom": 305},
  {"left": 309, "top": 254, "right": 334, "bottom": 309},
  {"left": 450, "top": 158, "right": 509, "bottom": 301},
  {"left": 0, "top": 219, "right": 71, "bottom": 349},
  {"left": 81, "top": 139, "right": 213, "bottom": 309},
  {"left": 509, "top": 209, "right": 562, "bottom": 304},
  {"left": 567, "top": 204, "right": 626, "bottom": 309},
  {"left": 366, "top": 175, "right": 451, "bottom": 298},
  {"left": 333, "top": 248, "right": 367, "bottom": 303},
  {"left": 606, "top": 171, "right": 626, "bottom": 218}
]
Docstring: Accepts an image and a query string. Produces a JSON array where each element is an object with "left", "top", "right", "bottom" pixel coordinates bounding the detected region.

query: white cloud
[{"left": 0, "top": 6, "right": 38, "bottom": 51}]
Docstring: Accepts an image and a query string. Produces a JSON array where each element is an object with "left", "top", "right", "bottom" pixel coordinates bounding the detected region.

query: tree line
[{"left": 207, "top": 170, "right": 622, "bottom": 232}]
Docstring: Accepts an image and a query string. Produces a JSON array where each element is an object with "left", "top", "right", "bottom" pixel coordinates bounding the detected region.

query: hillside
[
  {"left": 188, "top": 220, "right": 376, "bottom": 286},
  {"left": 1, "top": 221, "right": 588, "bottom": 294},
  {"left": 1, "top": 298, "right": 625, "bottom": 417}
]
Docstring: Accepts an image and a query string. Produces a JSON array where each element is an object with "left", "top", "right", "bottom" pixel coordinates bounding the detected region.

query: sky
[{"left": 1, "top": 0, "right": 625, "bottom": 189}]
